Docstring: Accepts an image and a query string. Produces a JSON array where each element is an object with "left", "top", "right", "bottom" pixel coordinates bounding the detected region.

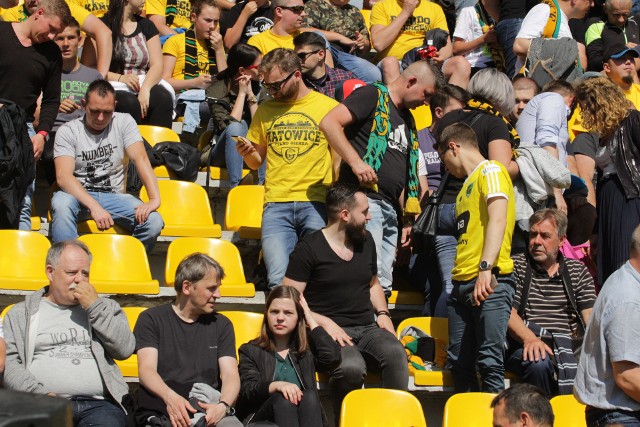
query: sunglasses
[
  {"left": 297, "top": 49, "right": 321, "bottom": 61},
  {"left": 245, "top": 64, "right": 260, "bottom": 70},
  {"left": 262, "top": 70, "right": 297, "bottom": 91},
  {"left": 279, "top": 4, "right": 305, "bottom": 13}
]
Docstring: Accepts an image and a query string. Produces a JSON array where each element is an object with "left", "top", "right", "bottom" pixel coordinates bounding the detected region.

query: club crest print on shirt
[{"left": 266, "top": 112, "right": 323, "bottom": 164}]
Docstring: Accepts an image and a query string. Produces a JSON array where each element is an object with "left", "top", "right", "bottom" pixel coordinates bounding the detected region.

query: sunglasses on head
[
  {"left": 261, "top": 70, "right": 297, "bottom": 91},
  {"left": 279, "top": 4, "right": 305, "bottom": 13}
]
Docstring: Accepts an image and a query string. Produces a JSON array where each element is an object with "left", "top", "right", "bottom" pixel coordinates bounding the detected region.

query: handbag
[{"left": 411, "top": 172, "right": 450, "bottom": 254}]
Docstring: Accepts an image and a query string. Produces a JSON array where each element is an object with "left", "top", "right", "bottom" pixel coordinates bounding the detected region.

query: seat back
[
  {"left": 224, "top": 185, "right": 264, "bottom": 234},
  {"left": 0, "top": 230, "right": 50, "bottom": 281},
  {"left": 78, "top": 234, "right": 153, "bottom": 282},
  {"left": 1, "top": 304, "right": 15, "bottom": 319},
  {"left": 138, "top": 125, "right": 180, "bottom": 145},
  {"left": 551, "top": 395, "right": 586, "bottom": 427},
  {"left": 141, "top": 180, "right": 215, "bottom": 228},
  {"left": 442, "top": 392, "right": 496, "bottom": 427},
  {"left": 217, "top": 311, "right": 263, "bottom": 355},
  {"left": 396, "top": 317, "right": 448, "bottom": 365},
  {"left": 122, "top": 306, "right": 148, "bottom": 330},
  {"left": 411, "top": 104, "right": 433, "bottom": 132},
  {"left": 340, "top": 389, "right": 426, "bottom": 427}
]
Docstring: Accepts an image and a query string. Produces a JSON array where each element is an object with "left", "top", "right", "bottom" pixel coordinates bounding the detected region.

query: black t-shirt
[
  {"left": 572, "top": 131, "right": 599, "bottom": 160},
  {"left": 285, "top": 229, "right": 377, "bottom": 328},
  {"left": 219, "top": 1, "right": 274, "bottom": 42},
  {"left": 499, "top": 0, "right": 540, "bottom": 20},
  {"left": 436, "top": 109, "right": 512, "bottom": 203},
  {"left": 338, "top": 85, "right": 412, "bottom": 209},
  {"left": 133, "top": 304, "right": 237, "bottom": 416}
]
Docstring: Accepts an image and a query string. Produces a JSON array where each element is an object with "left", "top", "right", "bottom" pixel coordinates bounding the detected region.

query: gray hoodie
[{"left": 3, "top": 287, "right": 135, "bottom": 411}]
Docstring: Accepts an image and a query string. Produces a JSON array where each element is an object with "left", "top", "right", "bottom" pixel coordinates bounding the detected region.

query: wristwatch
[
  {"left": 219, "top": 400, "right": 235, "bottom": 416},
  {"left": 479, "top": 261, "right": 493, "bottom": 271}
]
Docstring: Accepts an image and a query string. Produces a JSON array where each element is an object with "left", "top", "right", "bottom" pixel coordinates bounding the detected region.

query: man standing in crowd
[
  {"left": 237, "top": 48, "right": 338, "bottom": 290},
  {"left": 320, "top": 60, "right": 442, "bottom": 297},
  {"left": 575, "top": 225, "right": 640, "bottom": 426},
  {"left": 4, "top": 240, "right": 135, "bottom": 426},
  {"left": 603, "top": 43, "right": 640, "bottom": 108},
  {"left": 436, "top": 122, "right": 516, "bottom": 393},
  {"left": 135, "top": 253, "right": 243, "bottom": 427},
  {"left": 511, "top": 76, "right": 540, "bottom": 122},
  {"left": 0, "top": 0, "right": 71, "bottom": 230},
  {"left": 506, "top": 209, "right": 595, "bottom": 396},
  {"left": 51, "top": 80, "right": 163, "bottom": 253}
]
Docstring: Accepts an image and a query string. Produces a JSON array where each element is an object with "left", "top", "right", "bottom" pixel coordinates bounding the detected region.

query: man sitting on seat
[
  {"left": 4, "top": 240, "right": 135, "bottom": 426},
  {"left": 134, "top": 253, "right": 243, "bottom": 427},
  {"left": 506, "top": 209, "right": 595, "bottom": 396},
  {"left": 51, "top": 80, "right": 163, "bottom": 253},
  {"left": 247, "top": 0, "right": 305, "bottom": 55}
]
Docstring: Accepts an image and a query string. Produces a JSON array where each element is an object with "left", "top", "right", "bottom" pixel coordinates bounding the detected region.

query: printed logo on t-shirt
[
  {"left": 61, "top": 80, "right": 92, "bottom": 103},
  {"left": 83, "top": 0, "right": 108, "bottom": 13},
  {"left": 80, "top": 145, "right": 116, "bottom": 192},
  {"left": 388, "top": 124, "right": 409, "bottom": 153},
  {"left": 266, "top": 112, "right": 323, "bottom": 163},
  {"left": 176, "top": 0, "right": 192, "bottom": 18},
  {"left": 465, "top": 182, "right": 474, "bottom": 198},
  {"left": 390, "top": 15, "right": 432, "bottom": 34},
  {"left": 456, "top": 210, "right": 470, "bottom": 242},
  {"left": 246, "top": 17, "right": 273, "bottom": 38},
  {"left": 47, "top": 327, "right": 93, "bottom": 365}
]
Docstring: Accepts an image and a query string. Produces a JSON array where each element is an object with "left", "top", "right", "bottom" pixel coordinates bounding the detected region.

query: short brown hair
[
  {"left": 529, "top": 208, "right": 568, "bottom": 237},
  {"left": 260, "top": 48, "right": 301, "bottom": 76},
  {"left": 435, "top": 122, "right": 478, "bottom": 151},
  {"left": 174, "top": 252, "right": 225, "bottom": 293},
  {"left": 39, "top": 0, "right": 72, "bottom": 26},
  {"left": 192, "top": 0, "right": 219, "bottom": 16}
]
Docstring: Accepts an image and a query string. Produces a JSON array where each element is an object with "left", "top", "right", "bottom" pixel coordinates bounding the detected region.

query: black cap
[{"left": 602, "top": 42, "right": 640, "bottom": 63}]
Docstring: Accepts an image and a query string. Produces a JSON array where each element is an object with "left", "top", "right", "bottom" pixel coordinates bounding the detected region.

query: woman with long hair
[
  {"left": 101, "top": 0, "right": 173, "bottom": 127},
  {"left": 575, "top": 77, "right": 639, "bottom": 285},
  {"left": 237, "top": 286, "right": 340, "bottom": 427},
  {"left": 205, "top": 43, "right": 264, "bottom": 187}
]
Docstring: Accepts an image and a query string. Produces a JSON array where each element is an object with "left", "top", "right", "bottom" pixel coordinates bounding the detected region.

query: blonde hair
[{"left": 574, "top": 77, "right": 632, "bottom": 137}]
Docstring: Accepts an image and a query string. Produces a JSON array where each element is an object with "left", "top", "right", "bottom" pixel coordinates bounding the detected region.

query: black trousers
[{"left": 249, "top": 392, "right": 323, "bottom": 427}]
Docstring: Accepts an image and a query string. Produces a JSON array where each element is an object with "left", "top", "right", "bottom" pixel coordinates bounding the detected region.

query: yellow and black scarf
[
  {"left": 475, "top": 1, "right": 505, "bottom": 73},
  {"left": 184, "top": 26, "right": 216, "bottom": 80}
]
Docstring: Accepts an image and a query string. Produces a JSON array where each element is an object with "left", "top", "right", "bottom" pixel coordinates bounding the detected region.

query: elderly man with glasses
[{"left": 236, "top": 48, "right": 339, "bottom": 290}]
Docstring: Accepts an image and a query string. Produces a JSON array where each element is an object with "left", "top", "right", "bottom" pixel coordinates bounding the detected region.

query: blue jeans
[
  {"left": 409, "top": 251, "right": 443, "bottom": 316},
  {"left": 495, "top": 18, "right": 524, "bottom": 78},
  {"left": 328, "top": 324, "right": 409, "bottom": 415},
  {"left": 446, "top": 274, "right": 515, "bottom": 393},
  {"left": 210, "top": 120, "right": 265, "bottom": 187},
  {"left": 365, "top": 197, "right": 398, "bottom": 296},
  {"left": 177, "top": 89, "right": 206, "bottom": 133},
  {"left": 18, "top": 123, "right": 36, "bottom": 231},
  {"left": 71, "top": 397, "right": 126, "bottom": 427},
  {"left": 51, "top": 190, "right": 164, "bottom": 252},
  {"left": 586, "top": 406, "right": 640, "bottom": 427},
  {"left": 505, "top": 345, "right": 556, "bottom": 396},
  {"left": 633, "top": 0, "right": 640, "bottom": 14},
  {"left": 434, "top": 203, "right": 457, "bottom": 317},
  {"left": 261, "top": 201, "right": 327, "bottom": 289},
  {"left": 328, "top": 45, "right": 382, "bottom": 84}
]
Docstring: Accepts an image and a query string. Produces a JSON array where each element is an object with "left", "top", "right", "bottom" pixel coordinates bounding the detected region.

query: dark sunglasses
[
  {"left": 297, "top": 49, "right": 321, "bottom": 61},
  {"left": 279, "top": 5, "right": 305, "bottom": 13},
  {"left": 261, "top": 70, "right": 297, "bottom": 91}
]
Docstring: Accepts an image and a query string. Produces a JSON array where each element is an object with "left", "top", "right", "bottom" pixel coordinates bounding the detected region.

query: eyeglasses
[
  {"left": 279, "top": 4, "right": 305, "bottom": 13},
  {"left": 437, "top": 143, "right": 460, "bottom": 161},
  {"left": 297, "top": 49, "right": 322, "bottom": 61},
  {"left": 261, "top": 70, "right": 297, "bottom": 91}
]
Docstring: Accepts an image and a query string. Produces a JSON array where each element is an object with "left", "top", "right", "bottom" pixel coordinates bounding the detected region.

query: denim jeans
[
  {"left": 210, "top": 120, "right": 265, "bottom": 187},
  {"left": 328, "top": 324, "right": 409, "bottom": 416},
  {"left": 586, "top": 406, "right": 640, "bottom": 427},
  {"left": 177, "top": 89, "right": 206, "bottom": 133},
  {"left": 71, "top": 397, "right": 126, "bottom": 427},
  {"left": 496, "top": 18, "right": 524, "bottom": 78},
  {"left": 313, "top": 31, "right": 382, "bottom": 84},
  {"left": 433, "top": 203, "right": 458, "bottom": 317},
  {"left": 261, "top": 201, "right": 327, "bottom": 289},
  {"left": 51, "top": 190, "right": 164, "bottom": 252},
  {"left": 365, "top": 197, "right": 398, "bottom": 296},
  {"left": 505, "top": 345, "right": 556, "bottom": 397},
  {"left": 446, "top": 274, "right": 515, "bottom": 393},
  {"left": 633, "top": 0, "right": 640, "bottom": 15},
  {"left": 18, "top": 122, "right": 36, "bottom": 231},
  {"left": 409, "top": 251, "right": 443, "bottom": 316}
]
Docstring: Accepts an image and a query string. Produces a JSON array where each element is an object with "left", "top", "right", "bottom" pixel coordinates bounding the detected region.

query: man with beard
[
  {"left": 506, "top": 209, "right": 596, "bottom": 396},
  {"left": 237, "top": 48, "right": 338, "bottom": 290},
  {"left": 603, "top": 42, "right": 640, "bottom": 108},
  {"left": 283, "top": 183, "right": 408, "bottom": 418}
]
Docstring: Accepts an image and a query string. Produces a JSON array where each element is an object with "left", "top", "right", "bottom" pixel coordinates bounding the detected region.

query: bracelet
[
  {"left": 246, "top": 94, "right": 258, "bottom": 104},
  {"left": 376, "top": 310, "right": 391, "bottom": 319},
  {"left": 37, "top": 130, "right": 48, "bottom": 138}
]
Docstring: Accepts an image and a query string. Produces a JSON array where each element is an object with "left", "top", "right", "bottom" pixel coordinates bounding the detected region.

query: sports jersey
[
  {"left": 162, "top": 32, "right": 216, "bottom": 79},
  {"left": 246, "top": 90, "right": 338, "bottom": 203},
  {"left": 370, "top": 0, "right": 448, "bottom": 61},
  {"left": 452, "top": 160, "right": 515, "bottom": 281},
  {"left": 144, "top": 0, "right": 191, "bottom": 29},
  {"left": 247, "top": 29, "right": 299, "bottom": 55}
]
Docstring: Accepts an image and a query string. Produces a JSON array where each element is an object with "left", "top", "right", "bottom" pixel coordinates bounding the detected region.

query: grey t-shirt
[
  {"left": 53, "top": 64, "right": 102, "bottom": 132},
  {"left": 29, "top": 301, "right": 105, "bottom": 398},
  {"left": 54, "top": 112, "right": 142, "bottom": 193},
  {"left": 575, "top": 261, "right": 640, "bottom": 411}
]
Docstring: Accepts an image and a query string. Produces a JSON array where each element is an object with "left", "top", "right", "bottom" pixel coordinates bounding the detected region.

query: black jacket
[
  {"left": 604, "top": 109, "right": 640, "bottom": 199},
  {"left": 236, "top": 327, "right": 340, "bottom": 424}
]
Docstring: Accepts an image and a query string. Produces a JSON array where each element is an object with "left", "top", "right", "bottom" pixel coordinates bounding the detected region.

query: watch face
[{"left": 480, "top": 261, "right": 490, "bottom": 270}]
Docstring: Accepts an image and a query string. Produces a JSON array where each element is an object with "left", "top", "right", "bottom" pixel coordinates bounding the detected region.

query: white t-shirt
[
  {"left": 453, "top": 6, "right": 493, "bottom": 68},
  {"left": 515, "top": 3, "right": 573, "bottom": 71}
]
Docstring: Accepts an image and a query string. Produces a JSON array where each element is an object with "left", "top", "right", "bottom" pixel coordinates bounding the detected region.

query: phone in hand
[{"left": 232, "top": 135, "right": 251, "bottom": 147}]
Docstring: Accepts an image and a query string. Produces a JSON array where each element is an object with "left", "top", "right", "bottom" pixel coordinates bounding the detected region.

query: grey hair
[
  {"left": 529, "top": 208, "right": 568, "bottom": 237},
  {"left": 467, "top": 68, "right": 515, "bottom": 117},
  {"left": 174, "top": 252, "right": 225, "bottom": 292},
  {"left": 46, "top": 240, "right": 93, "bottom": 268},
  {"left": 631, "top": 225, "right": 640, "bottom": 255}
]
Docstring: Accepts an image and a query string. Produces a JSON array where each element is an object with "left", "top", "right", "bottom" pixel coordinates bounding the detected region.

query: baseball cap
[{"left": 602, "top": 42, "right": 640, "bottom": 62}]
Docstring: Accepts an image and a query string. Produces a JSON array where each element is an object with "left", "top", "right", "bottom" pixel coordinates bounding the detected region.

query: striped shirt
[{"left": 512, "top": 253, "right": 596, "bottom": 337}]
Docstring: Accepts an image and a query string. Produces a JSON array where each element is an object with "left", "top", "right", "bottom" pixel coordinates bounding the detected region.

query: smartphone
[
  {"left": 466, "top": 274, "right": 500, "bottom": 306},
  {"left": 232, "top": 135, "right": 251, "bottom": 147}
]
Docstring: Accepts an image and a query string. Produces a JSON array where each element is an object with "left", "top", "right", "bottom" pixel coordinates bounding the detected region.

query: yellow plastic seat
[
  {"left": 388, "top": 289, "right": 424, "bottom": 305},
  {"left": 78, "top": 234, "right": 159, "bottom": 294},
  {"left": 442, "top": 392, "right": 496, "bottom": 427},
  {"left": 551, "top": 395, "right": 586, "bottom": 427},
  {"left": 141, "top": 180, "right": 222, "bottom": 238},
  {"left": 165, "top": 237, "right": 255, "bottom": 297},
  {"left": 77, "top": 220, "right": 129, "bottom": 235},
  {"left": 138, "top": 125, "right": 180, "bottom": 178},
  {"left": 411, "top": 104, "right": 433, "bottom": 131},
  {"left": 30, "top": 215, "right": 41, "bottom": 231},
  {"left": 0, "top": 230, "right": 51, "bottom": 291},
  {"left": 339, "top": 389, "right": 426, "bottom": 427},
  {"left": 115, "top": 307, "right": 147, "bottom": 378},
  {"left": 396, "top": 317, "right": 451, "bottom": 387},
  {"left": 1, "top": 304, "right": 14, "bottom": 319},
  {"left": 224, "top": 185, "right": 264, "bottom": 239},
  {"left": 217, "top": 310, "right": 263, "bottom": 356},
  {"left": 201, "top": 166, "right": 251, "bottom": 181}
]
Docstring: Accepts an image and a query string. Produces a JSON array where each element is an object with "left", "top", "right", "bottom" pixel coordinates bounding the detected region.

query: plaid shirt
[{"left": 304, "top": 65, "right": 355, "bottom": 99}]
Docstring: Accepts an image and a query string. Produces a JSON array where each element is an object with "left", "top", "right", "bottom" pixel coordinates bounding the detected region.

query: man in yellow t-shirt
[
  {"left": 238, "top": 48, "right": 338, "bottom": 290},
  {"left": 247, "top": 0, "right": 303, "bottom": 55},
  {"left": 435, "top": 122, "right": 516, "bottom": 394}
]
